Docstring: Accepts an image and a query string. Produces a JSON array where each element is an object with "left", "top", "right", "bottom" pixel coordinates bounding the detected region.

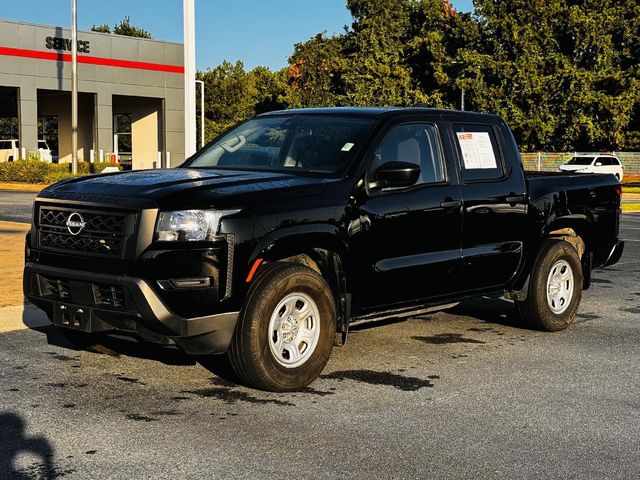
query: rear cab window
[{"left": 453, "top": 124, "right": 504, "bottom": 182}]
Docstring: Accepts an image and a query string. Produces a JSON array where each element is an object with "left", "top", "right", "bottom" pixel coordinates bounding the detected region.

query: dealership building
[{"left": 0, "top": 18, "right": 185, "bottom": 168}]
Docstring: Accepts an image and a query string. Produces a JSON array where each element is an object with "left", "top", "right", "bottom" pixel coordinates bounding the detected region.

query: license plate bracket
[{"left": 52, "top": 303, "right": 93, "bottom": 332}]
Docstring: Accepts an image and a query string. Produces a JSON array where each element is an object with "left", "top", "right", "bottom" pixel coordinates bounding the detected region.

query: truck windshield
[
  {"left": 187, "top": 115, "right": 375, "bottom": 175},
  {"left": 566, "top": 157, "right": 594, "bottom": 165}
]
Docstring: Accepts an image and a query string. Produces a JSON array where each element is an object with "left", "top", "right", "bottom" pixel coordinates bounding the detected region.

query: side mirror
[{"left": 370, "top": 161, "right": 421, "bottom": 190}]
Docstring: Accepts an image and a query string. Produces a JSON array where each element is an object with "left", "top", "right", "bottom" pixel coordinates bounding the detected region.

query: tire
[
  {"left": 615, "top": 174, "right": 621, "bottom": 182},
  {"left": 228, "top": 262, "right": 336, "bottom": 391},
  {"left": 516, "top": 239, "right": 583, "bottom": 332}
]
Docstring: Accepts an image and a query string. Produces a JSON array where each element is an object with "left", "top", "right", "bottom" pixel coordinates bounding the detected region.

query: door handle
[
  {"left": 440, "top": 200, "right": 463, "bottom": 209},
  {"left": 506, "top": 194, "right": 526, "bottom": 204}
]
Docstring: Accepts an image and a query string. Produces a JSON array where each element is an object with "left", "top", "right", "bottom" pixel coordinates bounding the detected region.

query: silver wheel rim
[
  {"left": 268, "top": 292, "right": 321, "bottom": 368},
  {"left": 546, "top": 259, "right": 574, "bottom": 315}
]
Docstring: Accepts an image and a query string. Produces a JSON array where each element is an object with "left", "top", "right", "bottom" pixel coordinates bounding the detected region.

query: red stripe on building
[{"left": 0, "top": 46, "right": 184, "bottom": 74}]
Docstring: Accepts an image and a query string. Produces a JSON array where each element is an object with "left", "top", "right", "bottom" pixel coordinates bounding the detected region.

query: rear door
[
  {"left": 351, "top": 120, "right": 463, "bottom": 310},
  {"left": 451, "top": 121, "right": 529, "bottom": 292}
]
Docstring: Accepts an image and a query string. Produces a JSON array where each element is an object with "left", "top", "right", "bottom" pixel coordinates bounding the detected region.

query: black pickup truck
[{"left": 24, "top": 107, "right": 624, "bottom": 391}]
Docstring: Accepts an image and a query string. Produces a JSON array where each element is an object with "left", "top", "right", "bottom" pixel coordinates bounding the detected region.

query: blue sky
[{"left": 1, "top": 0, "right": 474, "bottom": 70}]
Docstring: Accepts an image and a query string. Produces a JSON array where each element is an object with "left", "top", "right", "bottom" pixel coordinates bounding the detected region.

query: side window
[
  {"left": 454, "top": 124, "right": 504, "bottom": 182},
  {"left": 369, "top": 124, "right": 445, "bottom": 186},
  {"left": 0, "top": 141, "right": 6, "bottom": 150},
  {"left": 596, "top": 157, "right": 610, "bottom": 166}
]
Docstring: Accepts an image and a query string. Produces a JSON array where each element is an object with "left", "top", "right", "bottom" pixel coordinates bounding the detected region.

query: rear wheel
[
  {"left": 228, "top": 262, "right": 336, "bottom": 391},
  {"left": 516, "top": 240, "right": 583, "bottom": 331},
  {"left": 615, "top": 173, "right": 621, "bottom": 182}
]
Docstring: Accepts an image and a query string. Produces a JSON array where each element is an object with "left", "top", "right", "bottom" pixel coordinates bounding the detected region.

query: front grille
[
  {"left": 38, "top": 207, "right": 130, "bottom": 258},
  {"left": 93, "top": 284, "right": 125, "bottom": 308}
]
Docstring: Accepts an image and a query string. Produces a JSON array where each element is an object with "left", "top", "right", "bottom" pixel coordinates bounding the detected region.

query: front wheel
[
  {"left": 228, "top": 262, "right": 336, "bottom": 391},
  {"left": 516, "top": 239, "right": 583, "bottom": 332}
]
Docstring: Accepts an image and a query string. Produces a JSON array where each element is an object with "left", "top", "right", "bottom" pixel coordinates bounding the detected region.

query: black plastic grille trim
[
  {"left": 39, "top": 275, "right": 71, "bottom": 301},
  {"left": 38, "top": 207, "right": 129, "bottom": 258},
  {"left": 93, "top": 284, "right": 126, "bottom": 308}
]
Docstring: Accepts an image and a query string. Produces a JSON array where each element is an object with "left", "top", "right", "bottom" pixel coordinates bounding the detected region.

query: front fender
[{"left": 248, "top": 223, "right": 349, "bottom": 268}]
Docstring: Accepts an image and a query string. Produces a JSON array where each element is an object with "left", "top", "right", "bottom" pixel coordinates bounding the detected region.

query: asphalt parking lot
[
  {"left": 0, "top": 213, "right": 638, "bottom": 479},
  {"left": 0, "top": 191, "right": 37, "bottom": 224}
]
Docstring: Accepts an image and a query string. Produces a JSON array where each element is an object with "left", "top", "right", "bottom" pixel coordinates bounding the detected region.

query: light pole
[
  {"left": 461, "top": 88, "right": 465, "bottom": 112},
  {"left": 71, "top": 0, "right": 78, "bottom": 173},
  {"left": 183, "top": 0, "right": 197, "bottom": 159},
  {"left": 195, "top": 79, "right": 205, "bottom": 149}
]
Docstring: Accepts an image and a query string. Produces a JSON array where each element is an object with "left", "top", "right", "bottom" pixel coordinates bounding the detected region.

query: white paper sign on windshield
[{"left": 456, "top": 132, "right": 498, "bottom": 169}]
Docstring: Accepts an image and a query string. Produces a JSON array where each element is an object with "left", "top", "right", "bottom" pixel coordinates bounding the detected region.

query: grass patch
[{"left": 622, "top": 203, "right": 640, "bottom": 213}]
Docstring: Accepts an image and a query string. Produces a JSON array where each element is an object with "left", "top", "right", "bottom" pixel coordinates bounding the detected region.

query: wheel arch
[
  {"left": 245, "top": 225, "right": 351, "bottom": 344},
  {"left": 507, "top": 210, "right": 594, "bottom": 300}
]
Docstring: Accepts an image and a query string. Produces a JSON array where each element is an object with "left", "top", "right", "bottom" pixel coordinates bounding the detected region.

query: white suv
[
  {"left": 0, "top": 139, "right": 19, "bottom": 162},
  {"left": 38, "top": 140, "right": 53, "bottom": 162},
  {"left": 558, "top": 154, "right": 624, "bottom": 182}
]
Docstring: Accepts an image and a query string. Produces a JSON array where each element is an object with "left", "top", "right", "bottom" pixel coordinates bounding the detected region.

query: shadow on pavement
[
  {"left": 446, "top": 296, "right": 522, "bottom": 328},
  {"left": 0, "top": 411, "right": 63, "bottom": 479},
  {"left": 33, "top": 324, "right": 197, "bottom": 367}
]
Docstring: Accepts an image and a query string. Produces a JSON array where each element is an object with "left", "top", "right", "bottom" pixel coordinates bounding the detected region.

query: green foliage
[
  {"left": 113, "top": 16, "right": 152, "bottom": 38},
  {"left": 91, "top": 17, "right": 152, "bottom": 38},
  {"left": 91, "top": 24, "right": 111, "bottom": 34},
  {"left": 197, "top": 0, "right": 639, "bottom": 151},
  {"left": 0, "top": 161, "right": 122, "bottom": 184},
  {"left": 198, "top": 61, "right": 290, "bottom": 141},
  {"left": 461, "top": 0, "right": 640, "bottom": 151},
  {"left": 288, "top": 33, "right": 348, "bottom": 107}
]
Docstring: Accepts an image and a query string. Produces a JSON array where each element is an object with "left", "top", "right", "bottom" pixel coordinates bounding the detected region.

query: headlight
[{"left": 155, "top": 209, "right": 239, "bottom": 242}]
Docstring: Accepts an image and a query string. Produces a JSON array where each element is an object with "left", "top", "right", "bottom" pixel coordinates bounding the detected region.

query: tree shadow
[{"left": 0, "top": 411, "right": 63, "bottom": 479}]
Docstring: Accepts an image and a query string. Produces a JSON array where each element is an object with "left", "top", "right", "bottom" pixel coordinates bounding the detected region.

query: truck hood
[
  {"left": 558, "top": 164, "right": 590, "bottom": 172},
  {"left": 39, "top": 168, "right": 329, "bottom": 207}
]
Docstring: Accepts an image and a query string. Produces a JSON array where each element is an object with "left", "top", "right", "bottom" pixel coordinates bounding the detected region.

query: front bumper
[{"left": 24, "top": 262, "right": 239, "bottom": 355}]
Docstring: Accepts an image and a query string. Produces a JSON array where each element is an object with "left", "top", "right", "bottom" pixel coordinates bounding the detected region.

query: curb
[
  {"left": 0, "top": 183, "right": 47, "bottom": 192},
  {"left": 0, "top": 303, "right": 50, "bottom": 333}
]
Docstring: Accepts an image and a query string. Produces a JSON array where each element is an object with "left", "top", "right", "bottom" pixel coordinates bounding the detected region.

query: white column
[
  {"left": 183, "top": 0, "right": 197, "bottom": 158},
  {"left": 71, "top": 0, "right": 79, "bottom": 174}
]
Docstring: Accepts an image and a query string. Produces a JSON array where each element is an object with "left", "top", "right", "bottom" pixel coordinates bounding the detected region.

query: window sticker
[
  {"left": 341, "top": 142, "right": 355, "bottom": 152},
  {"left": 456, "top": 132, "right": 497, "bottom": 169}
]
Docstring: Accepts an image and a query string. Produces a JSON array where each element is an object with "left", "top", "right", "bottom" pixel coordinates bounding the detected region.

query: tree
[
  {"left": 90, "top": 24, "right": 111, "bottom": 34},
  {"left": 113, "top": 16, "right": 152, "bottom": 38},
  {"left": 194, "top": 0, "right": 639, "bottom": 152},
  {"left": 341, "top": 0, "right": 422, "bottom": 106},
  {"left": 91, "top": 17, "right": 152, "bottom": 38},
  {"left": 198, "top": 61, "right": 292, "bottom": 141},
  {"left": 461, "top": 0, "right": 640, "bottom": 151},
  {"left": 288, "top": 33, "right": 348, "bottom": 108},
  {"left": 406, "top": 0, "right": 477, "bottom": 108}
]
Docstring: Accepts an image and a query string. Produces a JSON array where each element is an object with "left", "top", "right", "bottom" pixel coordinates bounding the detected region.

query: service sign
[{"left": 45, "top": 36, "right": 90, "bottom": 53}]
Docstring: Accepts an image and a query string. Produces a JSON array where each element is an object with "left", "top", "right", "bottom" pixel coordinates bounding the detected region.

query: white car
[
  {"left": 558, "top": 155, "right": 624, "bottom": 182},
  {"left": 0, "top": 139, "right": 19, "bottom": 162},
  {"left": 38, "top": 140, "right": 53, "bottom": 162}
]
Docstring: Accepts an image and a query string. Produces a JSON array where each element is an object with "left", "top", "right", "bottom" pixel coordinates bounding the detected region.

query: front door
[{"left": 349, "top": 123, "right": 463, "bottom": 311}]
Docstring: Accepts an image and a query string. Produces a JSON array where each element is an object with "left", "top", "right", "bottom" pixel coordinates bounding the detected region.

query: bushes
[{"left": 0, "top": 160, "right": 122, "bottom": 184}]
